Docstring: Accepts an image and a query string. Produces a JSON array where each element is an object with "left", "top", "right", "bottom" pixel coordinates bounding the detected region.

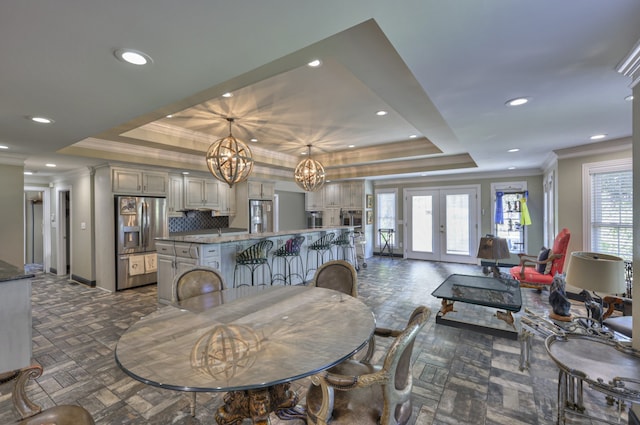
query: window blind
[{"left": 591, "top": 169, "right": 632, "bottom": 260}]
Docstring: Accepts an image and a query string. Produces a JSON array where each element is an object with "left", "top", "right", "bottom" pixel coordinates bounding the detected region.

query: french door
[{"left": 405, "top": 187, "right": 479, "bottom": 264}]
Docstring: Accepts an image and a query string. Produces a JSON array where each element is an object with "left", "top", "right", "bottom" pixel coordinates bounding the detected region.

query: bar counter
[{"left": 155, "top": 226, "right": 354, "bottom": 304}]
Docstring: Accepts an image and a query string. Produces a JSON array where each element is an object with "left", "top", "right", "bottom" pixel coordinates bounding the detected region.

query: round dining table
[{"left": 115, "top": 285, "right": 375, "bottom": 424}]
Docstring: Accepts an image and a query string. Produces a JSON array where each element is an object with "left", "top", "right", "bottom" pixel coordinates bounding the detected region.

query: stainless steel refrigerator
[
  {"left": 249, "top": 199, "right": 273, "bottom": 233},
  {"left": 115, "top": 196, "right": 167, "bottom": 290}
]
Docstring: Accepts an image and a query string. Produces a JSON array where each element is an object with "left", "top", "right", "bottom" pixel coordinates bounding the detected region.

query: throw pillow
[{"left": 536, "top": 247, "right": 551, "bottom": 273}]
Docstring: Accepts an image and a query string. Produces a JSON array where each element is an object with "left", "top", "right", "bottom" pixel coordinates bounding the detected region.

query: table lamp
[
  {"left": 476, "top": 235, "right": 510, "bottom": 278},
  {"left": 565, "top": 252, "right": 625, "bottom": 324}
]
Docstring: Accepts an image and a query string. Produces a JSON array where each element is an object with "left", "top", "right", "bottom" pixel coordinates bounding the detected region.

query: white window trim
[{"left": 582, "top": 157, "right": 632, "bottom": 251}]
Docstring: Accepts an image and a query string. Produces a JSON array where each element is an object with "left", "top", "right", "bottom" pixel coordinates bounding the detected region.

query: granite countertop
[
  {"left": 0, "top": 260, "right": 34, "bottom": 282},
  {"left": 157, "top": 226, "right": 353, "bottom": 245}
]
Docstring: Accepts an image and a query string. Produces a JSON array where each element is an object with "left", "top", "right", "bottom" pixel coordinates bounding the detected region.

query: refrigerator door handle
[{"left": 141, "top": 201, "right": 148, "bottom": 249}]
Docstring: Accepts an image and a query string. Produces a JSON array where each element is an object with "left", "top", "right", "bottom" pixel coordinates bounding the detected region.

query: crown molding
[
  {"left": 617, "top": 37, "right": 640, "bottom": 88},
  {"left": 553, "top": 137, "right": 632, "bottom": 160}
]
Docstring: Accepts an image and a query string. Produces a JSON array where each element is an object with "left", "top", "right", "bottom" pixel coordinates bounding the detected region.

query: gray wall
[
  {"left": 276, "top": 191, "right": 306, "bottom": 231},
  {"left": 557, "top": 145, "right": 632, "bottom": 256},
  {"left": 0, "top": 164, "right": 24, "bottom": 267}
]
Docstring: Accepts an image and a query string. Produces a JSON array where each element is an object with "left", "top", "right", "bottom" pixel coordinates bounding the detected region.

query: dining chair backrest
[
  {"left": 311, "top": 260, "right": 358, "bottom": 297},
  {"left": 173, "top": 266, "right": 225, "bottom": 302}
]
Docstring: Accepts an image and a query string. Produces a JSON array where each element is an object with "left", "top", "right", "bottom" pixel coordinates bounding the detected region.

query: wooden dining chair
[
  {"left": 310, "top": 260, "right": 358, "bottom": 297},
  {"left": 172, "top": 266, "right": 225, "bottom": 303},
  {"left": 306, "top": 306, "right": 431, "bottom": 425},
  {"left": 171, "top": 266, "right": 226, "bottom": 415},
  {"left": 4, "top": 365, "right": 95, "bottom": 425}
]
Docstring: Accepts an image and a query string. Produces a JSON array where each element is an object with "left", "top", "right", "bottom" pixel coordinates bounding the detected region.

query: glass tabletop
[
  {"left": 431, "top": 273, "right": 522, "bottom": 312},
  {"left": 115, "top": 286, "right": 375, "bottom": 392}
]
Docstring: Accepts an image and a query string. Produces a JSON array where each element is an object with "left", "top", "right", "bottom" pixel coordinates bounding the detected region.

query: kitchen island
[
  {"left": 155, "top": 226, "right": 354, "bottom": 304},
  {"left": 0, "top": 260, "right": 34, "bottom": 374}
]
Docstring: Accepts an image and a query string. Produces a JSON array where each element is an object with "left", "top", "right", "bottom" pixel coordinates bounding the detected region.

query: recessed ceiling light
[
  {"left": 222, "top": 92, "right": 233, "bottom": 98},
  {"left": 181, "top": 171, "right": 189, "bottom": 175},
  {"left": 590, "top": 134, "right": 607, "bottom": 140},
  {"left": 114, "top": 48, "right": 152, "bottom": 65},
  {"left": 0, "top": 145, "right": 8, "bottom": 149},
  {"left": 505, "top": 97, "right": 529, "bottom": 107},
  {"left": 508, "top": 166, "right": 516, "bottom": 170},
  {"left": 307, "top": 59, "right": 322, "bottom": 68},
  {"left": 625, "top": 95, "right": 634, "bottom": 101},
  {"left": 376, "top": 110, "right": 388, "bottom": 116},
  {"left": 29, "top": 116, "right": 54, "bottom": 124},
  {"left": 409, "top": 135, "right": 418, "bottom": 139},
  {"left": 24, "top": 171, "right": 33, "bottom": 175},
  {"left": 348, "top": 144, "right": 355, "bottom": 148},
  {"left": 301, "top": 150, "right": 307, "bottom": 155},
  {"left": 508, "top": 148, "right": 520, "bottom": 153},
  {"left": 166, "top": 114, "right": 173, "bottom": 118},
  {"left": 250, "top": 138, "right": 258, "bottom": 143},
  {"left": 45, "top": 163, "right": 56, "bottom": 168}
]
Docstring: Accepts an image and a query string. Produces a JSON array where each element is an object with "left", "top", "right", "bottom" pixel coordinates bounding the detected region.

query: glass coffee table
[{"left": 431, "top": 273, "right": 522, "bottom": 340}]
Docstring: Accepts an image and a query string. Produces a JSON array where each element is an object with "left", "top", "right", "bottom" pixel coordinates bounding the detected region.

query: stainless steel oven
[
  {"left": 307, "top": 211, "right": 323, "bottom": 228},
  {"left": 341, "top": 209, "right": 362, "bottom": 227}
]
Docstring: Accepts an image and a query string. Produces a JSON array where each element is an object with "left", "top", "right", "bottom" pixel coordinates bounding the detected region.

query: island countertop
[
  {"left": 157, "top": 226, "right": 353, "bottom": 245},
  {"left": 0, "top": 260, "right": 34, "bottom": 283}
]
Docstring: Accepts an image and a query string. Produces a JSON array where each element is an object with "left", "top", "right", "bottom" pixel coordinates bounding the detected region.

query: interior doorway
[
  {"left": 404, "top": 186, "right": 480, "bottom": 264},
  {"left": 57, "top": 190, "right": 71, "bottom": 275},
  {"left": 24, "top": 190, "right": 44, "bottom": 272}
]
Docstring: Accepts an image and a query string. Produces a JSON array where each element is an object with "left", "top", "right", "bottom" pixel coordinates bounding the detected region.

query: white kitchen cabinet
[
  {"left": 248, "top": 181, "right": 275, "bottom": 200},
  {"left": 305, "top": 189, "right": 324, "bottom": 211},
  {"left": 167, "top": 174, "right": 184, "bottom": 217},
  {"left": 184, "top": 177, "right": 220, "bottom": 209},
  {"left": 340, "top": 182, "right": 364, "bottom": 208},
  {"left": 324, "top": 207, "right": 341, "bottom": 227},
  {"left": 324, "top": 183, "right": 341, "bottom": 207},
  {"left": 112, "top": 168, "right": 168, "bottom": 195},
  {"left": 218, "top": 184, "right": 236, "bottom": 216}
]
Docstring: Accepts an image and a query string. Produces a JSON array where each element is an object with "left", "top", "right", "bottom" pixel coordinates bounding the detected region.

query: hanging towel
[
  {"left": 520, "top": 197, "right": 532, "bottom": 225},
  {"left": 128, "top": 255, "right": 145, "bottom": 276},
  {"left": 144, "top": 253, "right": 157, "bottom": 273}
]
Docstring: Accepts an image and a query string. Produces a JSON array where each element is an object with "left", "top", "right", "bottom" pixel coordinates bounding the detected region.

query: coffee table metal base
[{"left": 215, "top": 383, "right": 304, "bottom": 425}]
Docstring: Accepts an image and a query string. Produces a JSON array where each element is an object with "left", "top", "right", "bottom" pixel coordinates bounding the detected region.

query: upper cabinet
[
  {"left": 167, "top": 174, "right": 184, "bottom": 217},
  {"left": 184, "top": 176, "right": 220, "bottom": 209},
  {"left": 248, "top": 181, "right": 275, "bottom": 200},
  {"left": 305, "top": 181, "right": 365, "bottom": 210},
  {"left": 341, "top": 182, "right": 364, "bottom": 209},
  {"left": 218, "top": 184, "right": 236, "bottom": 216},
  {"left": 112, "top": 168, "right": 168, "bottom": 195},
  {"left": 323, "top": 183, "right": 341, "bottom": 207},
  {"left": 305, "top": 189, "right": 324, "bottom": 211}
]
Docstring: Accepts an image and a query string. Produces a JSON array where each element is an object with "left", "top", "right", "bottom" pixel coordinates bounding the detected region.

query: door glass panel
[
  {"left": 445, "top": 194, "right": 469, "bottom": 255},
  {"left": 411, "top": 195, "right": 432, "bottom": 253}
]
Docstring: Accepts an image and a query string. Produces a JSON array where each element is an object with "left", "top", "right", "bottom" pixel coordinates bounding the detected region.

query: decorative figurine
[{"left": 548, "top": 273, "right": 572, "bottom": 321}]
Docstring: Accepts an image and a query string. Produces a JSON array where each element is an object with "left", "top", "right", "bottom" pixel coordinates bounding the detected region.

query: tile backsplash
[{"left": 169, "top": 212, "right": 229, "bottom": 233}]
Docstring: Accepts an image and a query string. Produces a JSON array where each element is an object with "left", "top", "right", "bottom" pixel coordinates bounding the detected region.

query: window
[
  {"left": 584, "top": 159, "right": 632, "bottom": 261},
  {"left": 491, "top": 182, "right": 527, "bottom": 253},
  {"left": 375, "top": 190, "right": 396, "bottom": 247}
]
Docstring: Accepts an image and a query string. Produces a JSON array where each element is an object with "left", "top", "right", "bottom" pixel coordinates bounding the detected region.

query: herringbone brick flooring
[{"left": 0, "top": 258, "right": 628, "bottom": 424}]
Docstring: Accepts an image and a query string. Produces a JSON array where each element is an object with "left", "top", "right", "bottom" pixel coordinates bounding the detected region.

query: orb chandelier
[
  {"left": 294, "top": 145, "right": 326, "bottom": 192},
  {"left": 205, "top": 118, "right": 254, "bottom": 188}
]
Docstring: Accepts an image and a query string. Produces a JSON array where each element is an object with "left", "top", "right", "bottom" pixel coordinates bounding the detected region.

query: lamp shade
[
  {"left": 565, "top": 252, "right": 625, "bottom": 294},
  {"left": 476, "top": 236, "right": 510, "bottom": 260}
]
